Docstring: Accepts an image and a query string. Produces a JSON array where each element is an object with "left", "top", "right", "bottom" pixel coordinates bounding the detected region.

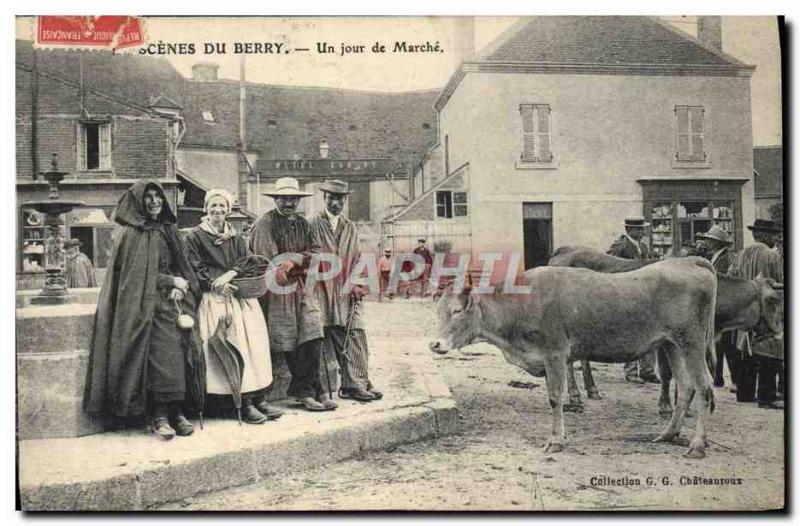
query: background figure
[
  {"left": 309, "top": 180, "right": 383, "bottom": 402},
  {"left": 63, "top": 238, "right": 97, "bottom": 288},
  {"left": 184, "top": 189, "right": 282, "bottom": 424},
  {"left": 84, "top": 179, "right": 202, "bottom": 440},
  {"left": 250, "top": 177, "right": 336, "bottom": 412},
  {"left": 695, "top": 225, "right": 737, "bottom": 389},
  {"left": 607, "top": 217, "right": 659, "bottom": 384},
  {"left": 729, "top": 219, "right": 784, "bottom": 410},
  {"left": 378, "top": 248, "right": 394, "bottom": 300},
  {"left": 412, "top": 238, "right": 433, "bottom": 297}
]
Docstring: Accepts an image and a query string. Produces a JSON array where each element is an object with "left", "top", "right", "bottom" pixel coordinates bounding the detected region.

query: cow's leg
[
  {"left": 542, "top": 352, "right": 569, "bottom": 453},
  {"left": 582, "top": 359, "right": 601, "bottom": 400},
  {"left": 564, "top": 360, "right": 584, "bottom": 413},
  {"left": 684, "top": 342, "right": 715, "bottom": 459},
  {"left": 657, "top": 345, "right": 673, "bottom": 418},
  {"left": 653, "top": 346, "right": 693, "bottom": 444}
]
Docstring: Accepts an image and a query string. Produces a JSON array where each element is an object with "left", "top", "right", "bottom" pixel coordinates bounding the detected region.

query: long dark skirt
[{"left": 148, "top": 297, "right": 186, "bottom": 403}]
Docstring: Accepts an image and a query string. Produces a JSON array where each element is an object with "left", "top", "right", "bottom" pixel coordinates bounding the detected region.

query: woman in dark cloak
[{"left": 84, "top": 179, "right": 203, "bottom": 440}]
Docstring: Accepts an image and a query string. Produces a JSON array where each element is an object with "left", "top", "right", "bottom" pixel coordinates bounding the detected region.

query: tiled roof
[
  {"left": 753, "top": 146, "right": 783, "bottom": 197},
  {"left": 478, "top": 16, "right": 744, "bottom": 67},
  {"left": 16, "top": 40, "right": 439, "bottom": 170}
]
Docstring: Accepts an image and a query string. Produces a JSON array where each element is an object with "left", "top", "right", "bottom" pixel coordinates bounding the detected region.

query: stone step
[{"left": 19, "top": 337, "right": 458, "bottom": 510}]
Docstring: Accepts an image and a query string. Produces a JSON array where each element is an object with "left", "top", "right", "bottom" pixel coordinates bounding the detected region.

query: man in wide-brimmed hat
[
  {"left": 250, "top": 177, "right": 337, "bottom": 412},
  {"left": 607, "top": 217, "right": 659, "bottom": 384},
  {"left": 696, "top": 225, "right": 737, "bottom": 388},
  {"left": 696, "top": 225, "right": 734, "bottom": 274},
  {"left": 308, "top": 180, "right": 383, "bottom": 402},
  {"left": 63, "top": 238, "right": 97, "bottom": 288},
  {"left": 729, "top": 218, "right": 784, "bottom": 409}
]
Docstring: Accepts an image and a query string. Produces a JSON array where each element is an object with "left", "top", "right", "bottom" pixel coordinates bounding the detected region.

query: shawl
[
  {"left": 308, "top": 211, "right": 363, "bottom": 328},
  {"left": 65, "top": 252, "right": 97, "bottom": 288}
]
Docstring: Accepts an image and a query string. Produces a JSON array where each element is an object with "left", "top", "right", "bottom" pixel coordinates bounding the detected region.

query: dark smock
[{"left": 84, "top": 179, "right": 202, "bottom": 417}]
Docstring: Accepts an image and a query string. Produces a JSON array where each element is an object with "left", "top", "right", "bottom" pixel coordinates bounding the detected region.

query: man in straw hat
[
  {"left": 63, "top": 238, "right": 97, "bottom": 288},
  {"left": 607, "top": 217, "right": 660, "bottom": 384},
  {"left": 249, "top": 177, "right": 337, "bottom": 412},
  {"left": 309, "top": 180, "right": 383, "bottom": 402},
  {"left": 695, "top": 225, "right": 737, "bottom": 388},
  {"left": 729, "top": 219, "right": 784, "bottom": 409}
]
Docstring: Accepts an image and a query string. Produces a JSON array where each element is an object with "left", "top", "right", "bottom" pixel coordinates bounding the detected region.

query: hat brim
[
  {"left": 696, "top": 234, "right": 732, "bottom": 244},
  {"left": 747, "top": 225, "right": 782, "bottom": 233},
  {"left": 263, "top": 190, "right": 314, "bottom": 197},
  {"left": 624, "top": 223, "right": 650, "bottom": 228},
  {"left": 320, "top": 188, "right": 352, "bottom": 195}
]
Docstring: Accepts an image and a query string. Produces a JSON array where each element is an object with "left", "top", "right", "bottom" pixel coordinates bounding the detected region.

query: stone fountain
[{"left": 24, "top": 154, "right": 84, "bottom": 305}]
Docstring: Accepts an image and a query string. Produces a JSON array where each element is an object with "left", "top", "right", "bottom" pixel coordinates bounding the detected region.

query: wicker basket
[{"left": 231, "top": 273, "right": 268, "bottom": 299}]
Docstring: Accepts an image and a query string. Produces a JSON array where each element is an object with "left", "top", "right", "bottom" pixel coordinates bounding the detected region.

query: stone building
[
  {"left": 753, "top": 145, "right": 783, "bottom": 220},
  {"left": 15, "top": 40, "right": 204, "bottom": 287},
  {"left": 395, "top": 16, "right": 757, "bottom": 273}
]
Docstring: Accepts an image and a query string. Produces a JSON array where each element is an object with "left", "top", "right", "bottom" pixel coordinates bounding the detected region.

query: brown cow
[
  {"left": 431, "top": 258, "right": 718, "bottom": 458},
  {"left": 549, "top": 246, "right": 784, "bottom": 414}
]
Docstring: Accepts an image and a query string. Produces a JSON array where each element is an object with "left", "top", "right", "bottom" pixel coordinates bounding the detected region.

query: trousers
[
  {"left": 324, "top": 326, "right": 371, "bottom": 390},
  {"left": 283, "top": 339, "right": 324, "bottom": 399},
  {"left": 624, "top": 350, "right": 656, "bottom": 378}
]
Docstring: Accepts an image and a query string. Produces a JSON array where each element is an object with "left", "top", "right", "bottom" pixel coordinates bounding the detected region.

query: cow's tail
[{"left": 704, "top": 269, "right": 718, "bottom": 414}]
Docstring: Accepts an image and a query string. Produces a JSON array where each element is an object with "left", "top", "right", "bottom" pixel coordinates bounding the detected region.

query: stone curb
[
  {"left": 19, "top": 331, "right": 458, "bottom": 511},
  {"left": 20, "top": 400, "right": 457, "bottom": 511}
]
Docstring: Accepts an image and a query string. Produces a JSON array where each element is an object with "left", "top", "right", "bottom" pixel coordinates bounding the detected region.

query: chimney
[
  {"left": 454, "top": 17, "right": 475, "bottom": 62},
  {"left": 697, "top": 16, "right": 723, "bottom": 52},
  {"left": 191, "top": 62, "right": 219, "bottom": 81},
  {"left": 319, "top": 139, "right": 330, "bottom": 159}
]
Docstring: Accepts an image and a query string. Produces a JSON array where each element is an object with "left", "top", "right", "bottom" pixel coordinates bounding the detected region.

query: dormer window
[
  {"left": 267, "top": 119, "right": 277, "bottom": 128},
  {"left": 202, "top": 111, "right": 215, "bottom": 123}
]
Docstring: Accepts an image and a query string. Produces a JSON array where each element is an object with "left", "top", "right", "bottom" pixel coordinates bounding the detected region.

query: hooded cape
[{"left": 84, "top": 179, "right": 202, "bottom": 417}]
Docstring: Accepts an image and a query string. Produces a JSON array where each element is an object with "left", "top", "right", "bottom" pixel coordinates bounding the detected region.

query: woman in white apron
[{"left": 184, "top": 189, "right": 282, "bottom": 424}]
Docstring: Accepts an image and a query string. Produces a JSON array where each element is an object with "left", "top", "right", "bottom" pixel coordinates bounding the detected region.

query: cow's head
[
  {"left": 429, "top": 285, "right": 481, "bottom": 355},
  {"left": 753, "top": 275, "right": 784, "bottom": 337}
]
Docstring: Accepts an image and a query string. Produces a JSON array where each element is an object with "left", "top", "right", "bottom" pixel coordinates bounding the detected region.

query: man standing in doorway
[
  {"left": 64, "top": 238, "right": 97, "bottom": 288},
  {"left": 250, "top": 177, "right": 337, "bottom": 412},
  {"left": 607, "top": 217, "right": 660, "bottom": 384},
  {"left": 309, "top": 180, "right": 383, "bottom": 402}
]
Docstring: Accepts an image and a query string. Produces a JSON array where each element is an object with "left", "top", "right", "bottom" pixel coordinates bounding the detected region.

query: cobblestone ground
[{"left": 161, "top": 298, "right": 785, "bottom": 511}]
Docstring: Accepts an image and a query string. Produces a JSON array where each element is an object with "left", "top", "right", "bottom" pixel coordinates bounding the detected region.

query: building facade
[{"left": 395, "top": 16, "right": 756, "bottom": 273}]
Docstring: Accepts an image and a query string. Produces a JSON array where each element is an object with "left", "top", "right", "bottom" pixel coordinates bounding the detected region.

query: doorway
[{"left": 522, "top": 202, "right": 552, "bottom": 270}]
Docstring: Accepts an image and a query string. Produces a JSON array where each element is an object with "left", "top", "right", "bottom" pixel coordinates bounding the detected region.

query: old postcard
[{"left": 14, "top": 15, "right": 784, "bottom": 511}]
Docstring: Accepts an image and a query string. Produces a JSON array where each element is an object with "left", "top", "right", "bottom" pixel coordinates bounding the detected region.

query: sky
[{"left": 15, "top": 16, "right": 781, "bottom": 145}]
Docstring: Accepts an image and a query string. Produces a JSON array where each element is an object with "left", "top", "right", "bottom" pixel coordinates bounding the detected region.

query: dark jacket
[{"left": 607, "top": 234, "right": 651, "bottom": 260}]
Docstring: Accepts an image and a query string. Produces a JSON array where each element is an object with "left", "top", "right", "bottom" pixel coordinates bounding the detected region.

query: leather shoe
[
  {"left": 625, "top": 375, "right": 645, "bottom": 384},
  {"left": 367, "top": 382, "right": 384, "bottom": 400},
  {"left": 298, "top": 396, "right": 326, "bottom": 412},
  {"left": 151, "top": 417, "right": 176, "bottom": 440},
  {"left": 255, "top": 401, "right": 284, "bottom": 420},
  {"left": 317, "top": 393, "right": 339, "bottom": 411},
  {"left": 340, "top": 387, "right": 377, "bottom": 402},
  {"left": 758, "top": 401, "right": 784, "bottom": 410},
  {"left": 640, "top": 374, "right": 661, "bottom": 384},
  {"left": 170, "top": 414, "right": 194, "bottom": 436},
  {"left": 242, "top": 404, "right": 268, "bottom": 424}
]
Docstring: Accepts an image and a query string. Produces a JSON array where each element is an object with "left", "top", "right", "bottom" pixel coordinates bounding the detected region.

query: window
[
  {"left": 647, "top": 199, "right": 737, "bottom": 256},
  {"left": 78, "top": 122, "right": 111, "bottom": 170},
  {"left": 675, "top": 105, "right": 705, "bottom": 161},
  {"left": 436, "top": 191, "right": 467, "bottom": 219},
  {"left": 520, "top": 104, "right": 552, "bottom": 162},
  {"left": 202, "top": 111, "right": 215, "bottom": 122}
]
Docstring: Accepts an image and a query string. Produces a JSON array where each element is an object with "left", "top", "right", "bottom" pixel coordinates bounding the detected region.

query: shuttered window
[
  {"left": 520, "top": 104, "right": 552, "bottom": 162},
  {"left": 675, "top": 105, "right": 705, "bottom": 162},
  {"left": 77, "top": 122, "right": 112, "bottom": 170}
]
